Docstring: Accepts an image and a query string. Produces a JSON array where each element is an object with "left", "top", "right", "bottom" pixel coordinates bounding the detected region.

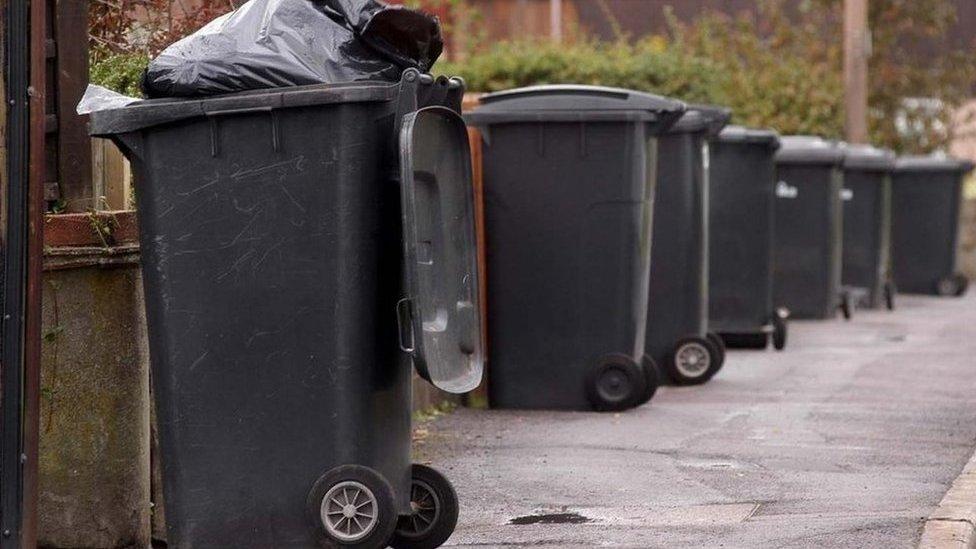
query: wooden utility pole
[
  {"left": 550, "top": 0, "right": 562, "bottom": 43},
  {"left": 844, "top": 0, "right": 870, "bottom": 143}
]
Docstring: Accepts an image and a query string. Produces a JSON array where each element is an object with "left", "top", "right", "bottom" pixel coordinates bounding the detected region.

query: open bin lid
[
  {"left": 717, "top": 125, "right": 781, "bottom": 149},
  {"left": 895, "top": 154, "right": 976, "bottom": 175},
  {"left": 398, "top": 106, "right": 483, "bottom": 394},
  {"left": 667, "top": 104, "right": 732, "bottom": 137},
  {"left": 463, "top": 84, "right": 686, "bottom": 133},
  {"left": 842, "top": 143, "right": 896, "bottom": 171},
  {"left": 775, "top": 135, "right": 846, "bottom": 166}
]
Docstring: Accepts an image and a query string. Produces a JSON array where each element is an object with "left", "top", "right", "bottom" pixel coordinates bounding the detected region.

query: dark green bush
[
  {"left": 89, "top": 51, "right": 149, "bottom": 97},
  {"left": 438, "top": 38, "right": 727, "bottom": 106}
]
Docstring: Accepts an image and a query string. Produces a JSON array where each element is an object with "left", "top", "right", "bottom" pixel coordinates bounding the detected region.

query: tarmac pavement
[{"left": 417, "top": 294, "right": 976, "bottom": 548}]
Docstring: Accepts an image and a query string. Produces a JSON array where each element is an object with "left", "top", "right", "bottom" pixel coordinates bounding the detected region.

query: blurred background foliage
[{"left": 89, "top": 0, "right": 973, "bottom": 153}]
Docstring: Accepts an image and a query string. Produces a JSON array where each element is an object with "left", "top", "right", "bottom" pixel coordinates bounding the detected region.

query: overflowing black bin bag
[{"left": 142, "top": 0, "right": 444, "bottom": 97}]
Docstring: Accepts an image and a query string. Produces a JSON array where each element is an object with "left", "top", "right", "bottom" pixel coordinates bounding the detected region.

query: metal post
[
  {"left": 1, "top": 0, "right": 44, "bottom": 545},
  {"left": 550, "top": 0, "right": 562, "bottom": 43},
  {"left": 844, "top": 0, "right": 870, "bottom": 144}
]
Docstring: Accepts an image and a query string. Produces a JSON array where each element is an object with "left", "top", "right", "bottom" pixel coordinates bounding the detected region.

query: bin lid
[
  {"left": 895, "top": 154, "right": 976, "bottom": 174},
  {"left": 666, "top": 104, "right": 732, "bottom": 137},
  {"left": 716, "top": 125, "right": 781, "bottom": 148},
  {"left": 89, "top": 80, "right": 398, "bottom": 136},
  {"left": 775, "top": 135, "right": 846, "bottom": 165},
  {"left": 398, "top": 106, "right": 484, "bottom": 394},
  {"left": 463, "top": 84, "right": 686, "bottom": 130},
  {"left": 842, "top": 143, "right": 896, "bottom": 171}
]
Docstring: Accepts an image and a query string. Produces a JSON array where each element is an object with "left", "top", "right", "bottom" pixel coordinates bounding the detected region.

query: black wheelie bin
[
  {"left": 841, "top": 144, "right": 897, "bottom": 310},
  {"left": 707, "top": 126, "right": 789, "bottom": 351},
  {"left": 645, "top": 105, "right": 732, "bottom": 385},
  {"left": 772, "top": 136, "right": 852, "bottom": 320},
  {"left": 891, "top": 155, "right": 976, "bottom": 297},
  {"left": 465, "top": 85, "right": 686, "bottom": 411},
  {"left": 89, "top": 70, "right": 483, "bottom": 549}
]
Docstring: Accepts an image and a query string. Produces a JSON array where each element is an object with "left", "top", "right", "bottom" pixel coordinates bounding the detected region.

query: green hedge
[
  {"left": 438, "top": 38, "right": 727, "bottom": 106},
  {"left": 89, "top": 52, "right": 149, "bottom": 98}
]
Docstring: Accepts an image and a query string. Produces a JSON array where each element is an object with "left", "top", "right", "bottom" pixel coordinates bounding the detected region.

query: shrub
[{"left": 89, "top": 51, "right": 150, "bottom": 97}]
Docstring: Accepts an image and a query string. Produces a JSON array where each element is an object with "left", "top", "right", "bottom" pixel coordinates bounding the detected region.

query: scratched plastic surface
[
  {"left": 891, "top": 156, "right": 975, "bottom": 294},
  {"left": 707, "top": 126, "right": 781, "bottom": 337},
  {"left": 89, "top": 74, "right": 480, "bottom": 547},
  {"left": 644, "top": 106, "right": 730, "bottom": 383},
  {"left": 772, "top": 136, "right": 847, "bottom": 319},
  {"left": 840, "top": 145, "right": 896, "bottom": 309},
  {"left": 465, "top": 85, "right": 686, "bottom": 411}
]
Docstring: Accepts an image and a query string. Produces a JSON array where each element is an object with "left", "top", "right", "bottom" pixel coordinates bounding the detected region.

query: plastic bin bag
[{"left": 142, "top": 0, "right": 443, "bottom": 97}]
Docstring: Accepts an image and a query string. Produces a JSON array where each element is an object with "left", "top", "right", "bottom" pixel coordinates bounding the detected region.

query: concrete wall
[{"left": 38, "top": 251, "right": 151, "bottom": 548}]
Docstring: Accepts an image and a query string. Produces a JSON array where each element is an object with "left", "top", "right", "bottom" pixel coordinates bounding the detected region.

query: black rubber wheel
[
  {"left": 772, "top": 314, "right": 788, "bottom": 351},
  {"left": 705, "top": 332, "right": 726, "bottom": 370},
  {"left": 306, "top": 465, "right": 398, "bottom": 549},
  {"left": 585, "top": 355, "right": 647, "bottom": 412},
  {"left": 936, "top": 276, "right": 960, "bottom": 297},
  {"left": 953, "top": 273, "right": 969, "bottom": 297},
  {"left": 721, "top": 333, "right": 768, "bottom": 350},
  {"left": 390, "top": 465, "right": 459, "bottom": 549},
  {"left": 633, "top": 355, "right": 660, "bottom": 407},
  {"left": 665, "top": 336, "right": 721, "bottom": 386},
  {"left": 884, "top": 281, "right": 896, "bottom": 311},
  {"left": 840, "top": 292, "right": 853, "bottom": 321}
]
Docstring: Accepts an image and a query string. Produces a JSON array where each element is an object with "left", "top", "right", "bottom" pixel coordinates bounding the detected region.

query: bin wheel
[
  {"left": 390, "top": 465, "right": 459, "bottom": 549},
  {"left": 706, "top": 332, "right": 726, "bottom": 369},
  {"left": 772, "top": 314, "right": 788, "bottom": 351},
  {"left": 633, "top": 356, "right": 660, "bottom": 407},
  {"left": 935, "top": 274, "right": 969, "bottom": 297},
  {"left": 307, "top": 465, "right": 398, "bottom": 549},
  {"left": 666, "top": 336, "right": 720, "bottom": 386},
  {"left": 840, "top": 292, "right": 853, "bottom": 321},
  {"left": 884, "top": 281, "right": 896, "bottom": 311},
  {"left": 585, "top": 355, "right": 647, "bottom": 412},
  {"left": 953, "top": 274, "right": 969, "bottom": 297}
]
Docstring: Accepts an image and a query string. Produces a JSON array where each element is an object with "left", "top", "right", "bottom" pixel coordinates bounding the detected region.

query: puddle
[{"left": 509, "top": 512, "right": 593, "bottom": 525}]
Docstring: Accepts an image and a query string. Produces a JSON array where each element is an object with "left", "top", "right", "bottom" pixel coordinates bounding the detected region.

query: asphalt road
[{"left": 418, "top": 294, "right": 976, "bottom": 548}]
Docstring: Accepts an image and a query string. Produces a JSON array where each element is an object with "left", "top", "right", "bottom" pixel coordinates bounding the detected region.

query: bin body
[
  {"left": 466, "top": 85, "right": 684, "bottom": 410},
  {"left": 645, "top": 107, "right": 730, "bottom": 380},
  {"left": 773, "top": 137, "right": 846, "bottom": 319},
  {"left": 708, "top": 127, "right": 781, "bottom": 336},
  {"left": 89, "top": 76, "right": 482, "bottom": 548},
  {"left": 841, "top": 145, "right": 896, "bottom": 309},
  {"left": 891, "top": 156, "right": 975, "bottom": 295}
]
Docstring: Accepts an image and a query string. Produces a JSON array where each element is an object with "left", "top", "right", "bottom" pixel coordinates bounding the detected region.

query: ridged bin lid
[
  {"left": 842, "top": 144, "right": 896, "bottom": 171},
  {"left": 895, "top": 155, "right": 976, "bottom": 174},
  {"left": 89, "top": 80, "right": 402, "bottom": 136},
  {"left": 667, "top": 104, "right": 732, "bottom": 137},
  {"left": 464, "top": 84, "right": 686, "bottom": 130},
  {"left": 716, "top": 125, "right": 781, "bottom": 148},
  {"left": 775, "top": 135, "right": 846, "bottom": 165}
]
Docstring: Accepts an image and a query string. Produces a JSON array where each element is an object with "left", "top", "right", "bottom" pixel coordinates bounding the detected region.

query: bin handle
[{"left": 396, "top": 297, "right": 416, "bottom": 354}]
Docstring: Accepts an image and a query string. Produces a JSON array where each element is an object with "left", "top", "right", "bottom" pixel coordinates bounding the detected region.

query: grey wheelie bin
[
  {"left": 645, "top": 105, "right": 731, "bottom": 386},
  {"left": 773, "top": 136, "right": 852, "bottom": 320},
  {"left": 89, "top": 70, "right": 483, "bottom": 549},
  {"left": 707, "top": 126, "right": 789, "bottom": 351},
  {"left": 841, "top": 144, "right": 897, "bottom": 310},
  {"left": 891, "top": 155, "right": 976, "bottom": 297},
  {"left": 465, "top": 85, "right": 686, "bottom": 411}
]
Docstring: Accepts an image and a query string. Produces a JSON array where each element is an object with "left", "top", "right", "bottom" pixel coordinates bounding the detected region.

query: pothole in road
[{"left": 509, "top": 512, "right": 593, "bottom": 525}]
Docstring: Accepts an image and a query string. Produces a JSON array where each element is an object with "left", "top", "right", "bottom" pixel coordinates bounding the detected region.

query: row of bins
[
  {"left": 466, "top": 84, "right": 976, "bottom": 414},
  {"left": 87, "top": 75, "right": 974, "bottom": 548}
]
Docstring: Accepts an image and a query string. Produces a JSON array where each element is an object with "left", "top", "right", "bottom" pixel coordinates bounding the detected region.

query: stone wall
[{"left": 39, "top": 250, "right": 150, "bottom": 548}]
